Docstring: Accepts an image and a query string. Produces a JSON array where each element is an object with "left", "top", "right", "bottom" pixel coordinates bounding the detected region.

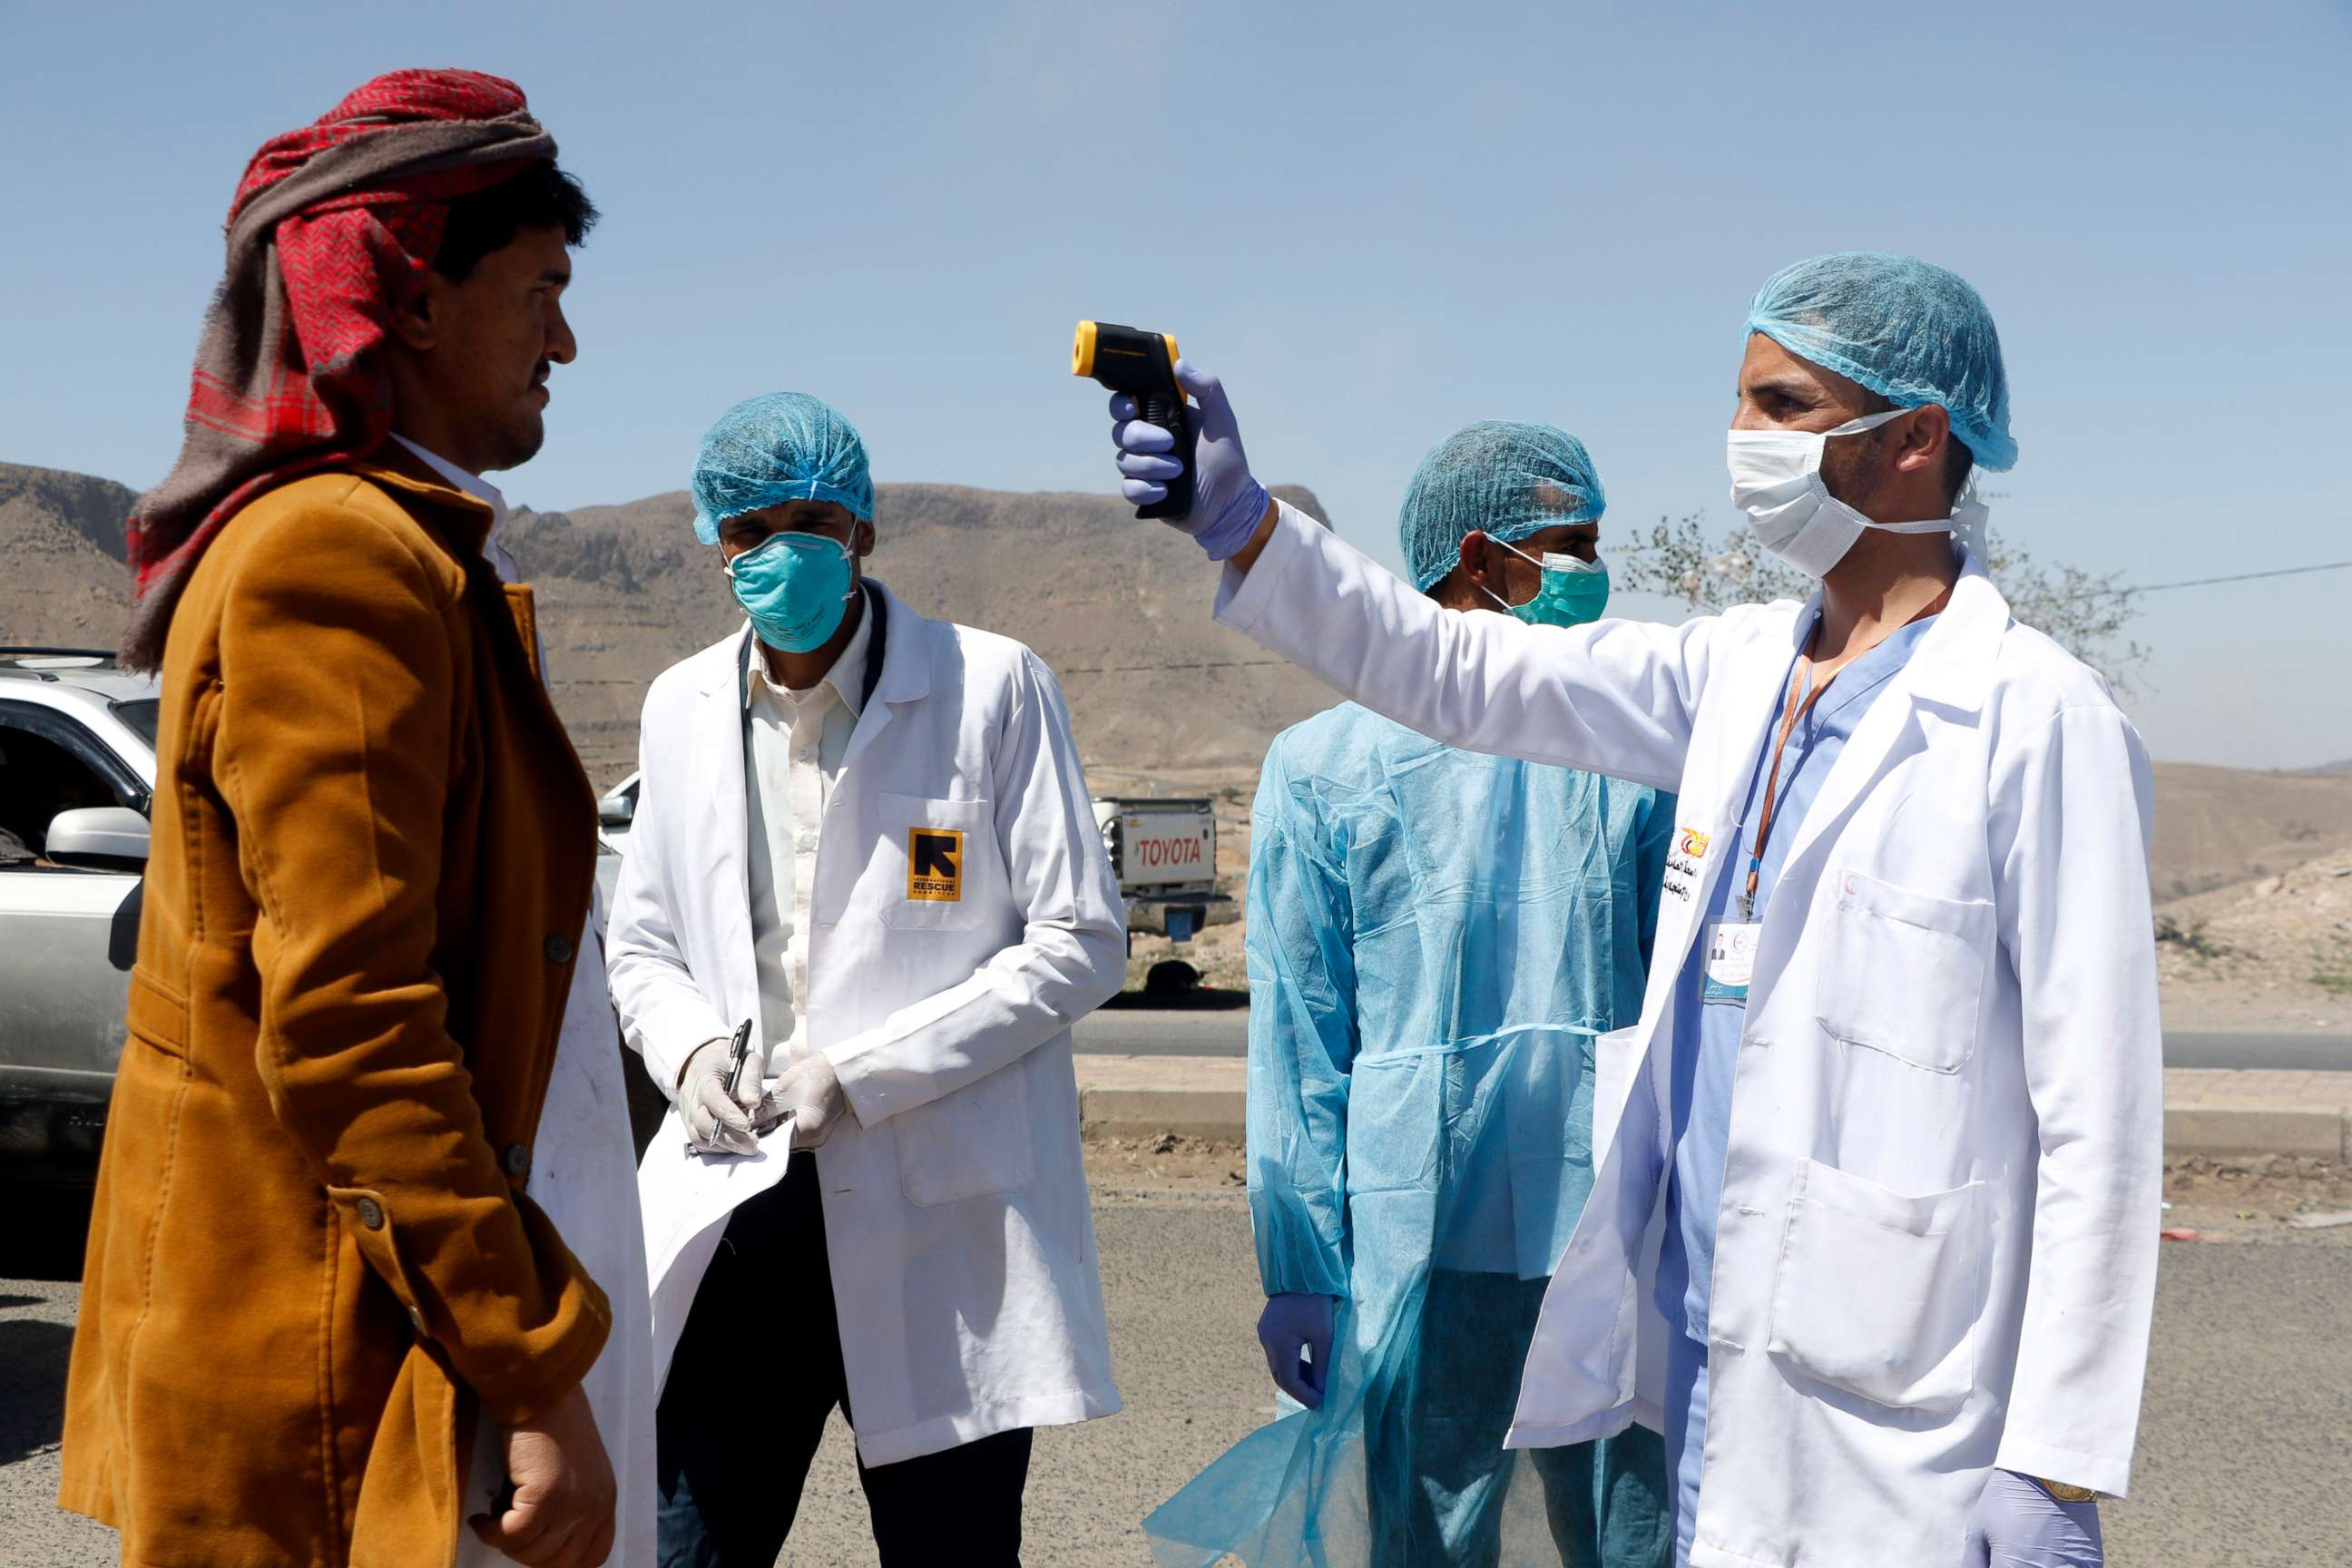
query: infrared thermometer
[{"left": 1072, "top": 320, "right": 1192, "bottom": 520}]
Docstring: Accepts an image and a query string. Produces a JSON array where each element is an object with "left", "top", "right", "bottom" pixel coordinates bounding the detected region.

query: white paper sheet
[{"left": 641, "top": 1113, "right": 796, "bottom": 1396}]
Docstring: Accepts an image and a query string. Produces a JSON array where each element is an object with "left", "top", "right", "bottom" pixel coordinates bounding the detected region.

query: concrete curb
[
  {"left": 1075, "top": 1058, "right": 2351, "bottom": 1161},
  {"left": 2161, "top": 1069, "right": 2350, "bottom": 1161},
  {"left": 1076, "top": 1055, "right": 1250, "bottom": 1142}
]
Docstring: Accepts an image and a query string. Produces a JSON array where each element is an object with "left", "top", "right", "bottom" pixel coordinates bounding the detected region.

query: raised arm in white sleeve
[
  {"left": 1986, "top": 701, "right": 2164, "bottom": 1498},
  {"left": 1212, "top": 502, "right": 1716, "bottom": 793}
]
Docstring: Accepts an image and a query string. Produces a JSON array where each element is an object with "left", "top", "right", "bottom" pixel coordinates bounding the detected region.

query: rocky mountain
[
  {"left": 13, "top": 457, "right": 2350, "bottom": 906},
  {"left": 0, "top": 463, "right": 140, "bottom": 647},
  {"left": 497, "top": 479, "right": 1339, "bottom": 783},
  {"left": 0, "top": 460, "right": 1341, "bottom": 785}
]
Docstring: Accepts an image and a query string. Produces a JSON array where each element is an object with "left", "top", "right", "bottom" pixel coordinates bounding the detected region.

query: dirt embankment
[
  {"left": 2156, "top": 848, "right": 2352, "bottom": 1029},
  {"left": 2149, "top": 763, "right": 2352, "bottom": 902},
  {"left": 1130, "top": 764, "right": 2352, "bottom": 1036}
]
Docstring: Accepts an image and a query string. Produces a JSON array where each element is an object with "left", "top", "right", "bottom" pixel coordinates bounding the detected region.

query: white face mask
[{"left": 1725, "top": 408, "right": 1988, "bottom": 579}]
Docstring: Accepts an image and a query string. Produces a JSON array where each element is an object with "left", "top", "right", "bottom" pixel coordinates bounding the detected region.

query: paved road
[
  {"left": 1075, "top": 1005, "right": 1252, "bottom": 1057},
  {"left": 2160, "top": 1031, "right": 2352, "bottom": 1072},
  {"left": 1080, "top": 1007, "right": 2352, "bottom": 1071},
  {"left": 5, "top": 1193, "right": 2348, "bottom": 1566}
]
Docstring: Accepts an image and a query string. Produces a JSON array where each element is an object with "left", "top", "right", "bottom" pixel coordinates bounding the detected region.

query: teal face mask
[
  {"left": 723, "top": 531, "right": 857, "bottom": 652},
  {"left": 1485, "top": 542, "right": 1611, "bottom": 627}
]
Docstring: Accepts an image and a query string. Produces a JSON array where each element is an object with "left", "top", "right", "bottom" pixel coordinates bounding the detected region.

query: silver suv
[
  {"left": 0, "top": 649, "right": 160, "bottom": 1184},
  {"left": 0, "top": 650, "right": 662, "bottom": 1181}
]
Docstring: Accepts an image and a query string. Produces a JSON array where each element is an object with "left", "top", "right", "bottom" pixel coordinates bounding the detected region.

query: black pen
[{"left": 723, "top": 1018, "right": 755, "bottom": 1103}]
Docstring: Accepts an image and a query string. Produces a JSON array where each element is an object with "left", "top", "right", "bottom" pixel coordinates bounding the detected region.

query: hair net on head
[
  {"left": 1746, "top": 251, "right": 2017, "bottom": 472},
  {"left": 1396, "top": 421, "right": 1606, "bottom": 592},
  {"left": 690, "top": 391, "right": 875, "bottom": 544}
]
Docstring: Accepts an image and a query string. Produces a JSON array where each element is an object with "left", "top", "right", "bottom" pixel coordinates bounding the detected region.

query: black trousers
[{"left": 656, "top": 1152, "right": 1034, "bottom": 1567}]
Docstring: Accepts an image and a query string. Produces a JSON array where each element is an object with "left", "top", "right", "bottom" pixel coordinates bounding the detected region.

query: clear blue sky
[{"left": 3, "top": 0, "right": 2345, "bottom": 767}]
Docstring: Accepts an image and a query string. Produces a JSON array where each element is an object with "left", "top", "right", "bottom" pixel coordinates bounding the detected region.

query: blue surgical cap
[
  {"left": 1745, "top": 251, "right": 2016, "bottom": 472},
  {"left": 1397, "top": 421, "right": 1606, "bottom": 592},
  {"left": 690, "top": 391, "right": 875, "bottom": 544}
]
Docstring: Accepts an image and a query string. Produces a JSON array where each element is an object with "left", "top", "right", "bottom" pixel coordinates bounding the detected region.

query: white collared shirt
[
  {"left": 388, "top": 433, "right": 534, "bottom": 584},
  {"left": 743, "top": 598, "right": 871, "bottom": 1070},
  {"left": 390, "top": 432, "right": 508, "bottom": 524}
]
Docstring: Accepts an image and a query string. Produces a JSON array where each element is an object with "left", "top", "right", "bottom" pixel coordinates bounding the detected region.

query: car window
[
  {"left": 112, "top": 698, "right": 161, "bottom": 747},
  {"left": 0, "top": 704, "right": 141, "bottom": 871}
]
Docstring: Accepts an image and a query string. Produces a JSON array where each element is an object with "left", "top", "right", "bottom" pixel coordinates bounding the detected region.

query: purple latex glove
[
  {"left": 1107, "top": 358, "right": 1272, "bottom": 561},
  {"left": 1964, "top": 1470, "right": 2103, "bottom": 1567},
  {"left": 1256, "top": 1292, "right": 1337, "bottom": 1410}
]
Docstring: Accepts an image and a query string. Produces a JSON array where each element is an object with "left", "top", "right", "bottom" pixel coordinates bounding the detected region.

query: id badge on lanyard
[
  {"left": 1709, "top": 652, "right": 1822, "bottom": 1008},
  {"left": 1701, "top": 921, "right": 1761, "bottom": 1004}
]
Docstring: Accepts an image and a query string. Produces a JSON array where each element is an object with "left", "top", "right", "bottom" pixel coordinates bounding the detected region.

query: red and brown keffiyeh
[{"left": 122, "top": 69, "right": 557, "bottom": 670}]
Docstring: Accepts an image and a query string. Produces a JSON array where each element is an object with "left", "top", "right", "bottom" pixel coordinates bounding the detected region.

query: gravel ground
[
  {"left": 0, "top": 1196, "right": 115, "bottom": 1568},
  {"left": 774, "top": 1191, "right": 1267, "bottom": 1567},
  {"left": 6, "top": 1183, "right": 2349, "bottom": 1567}
]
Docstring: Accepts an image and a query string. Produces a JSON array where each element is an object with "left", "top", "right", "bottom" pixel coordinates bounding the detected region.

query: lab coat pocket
[
  {"left": 1813, "top": 867, "right": 1993, "bottom": 1073},
  {"left": 877, "top": 793, "right": 990, "bottom": 933},
  {"left": 893, "top": 1058, "right": 1035, "bottom": 1206},
  {"left": 1766, "top": 1159, "right": 1982, "bottom": 1415}
]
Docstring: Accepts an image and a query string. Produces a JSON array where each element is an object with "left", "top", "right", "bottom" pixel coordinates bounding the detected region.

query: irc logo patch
[{"left": 906, "top": 828, "right": 965, "bottom": 902}]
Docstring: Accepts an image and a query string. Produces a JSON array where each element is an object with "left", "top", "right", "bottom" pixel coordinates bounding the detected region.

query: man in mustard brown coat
[{"left": 62, "top": 71, "right": 640, "bottom": 1568}]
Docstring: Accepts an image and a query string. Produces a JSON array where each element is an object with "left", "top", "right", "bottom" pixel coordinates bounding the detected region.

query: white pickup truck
[{"left": 1092, "top": 796, "right": 1229, "bottom": 944}]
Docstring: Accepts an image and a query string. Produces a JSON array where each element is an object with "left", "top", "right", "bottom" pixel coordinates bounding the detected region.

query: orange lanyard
[
  {"left": 1741, "top": 662, "right": 1832, "bottom": 921},
  {"left": 1738, "top": 589, "right": 1952, "bottom": 922}
]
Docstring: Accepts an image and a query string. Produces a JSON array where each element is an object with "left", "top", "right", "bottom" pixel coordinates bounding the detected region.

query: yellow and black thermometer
[{"left": 1072, "top": 320, "right": 1191, "bottom": 520}]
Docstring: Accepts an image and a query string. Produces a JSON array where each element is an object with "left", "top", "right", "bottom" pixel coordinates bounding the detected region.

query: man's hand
[
  {"left": 1257, "top": 1292, "right": 1338, "bottom": 1410},
  {"left": 1108, "top": 358, "right": 1273, "bottom": 564},
  {"left": 680, "top": 1038, "right": 760, "bottom": 1155},
  {"left": 468, "top": 1384, "right": 617, "bottom": 1567},
  {"left": 1965, "top": 1469, "right": 2102, "bottom": 1567},
  {"left": 760, "top": 1054, "right": 849, "bottom": 1150}
]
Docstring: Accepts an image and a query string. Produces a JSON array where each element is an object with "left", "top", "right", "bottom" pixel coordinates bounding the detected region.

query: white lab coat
[
  {"left": 1216, "top": 504, "right": 2162, "bottom": 1568},
  {"left": 606, "top": 583, "right": 1127, "bottom": 1466}
]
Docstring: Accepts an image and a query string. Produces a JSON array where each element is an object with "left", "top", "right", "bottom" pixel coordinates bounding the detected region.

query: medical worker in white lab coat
[
  {"left": 608, "top": 393, "right": 1126, "bottom": 1566},
  {"left": 1100, "top": 253, "right": 2159, "bottom": 1568}
]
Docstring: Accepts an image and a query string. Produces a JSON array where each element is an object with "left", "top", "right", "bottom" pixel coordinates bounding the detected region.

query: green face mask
[{"left": 1485, "top": 541, "right": 1611, "bottom": 627}]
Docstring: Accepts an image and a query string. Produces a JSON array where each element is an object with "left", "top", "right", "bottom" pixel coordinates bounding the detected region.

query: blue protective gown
[{"left": 1146, "top": 703, "right": 1676, "bottom": 1568}]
